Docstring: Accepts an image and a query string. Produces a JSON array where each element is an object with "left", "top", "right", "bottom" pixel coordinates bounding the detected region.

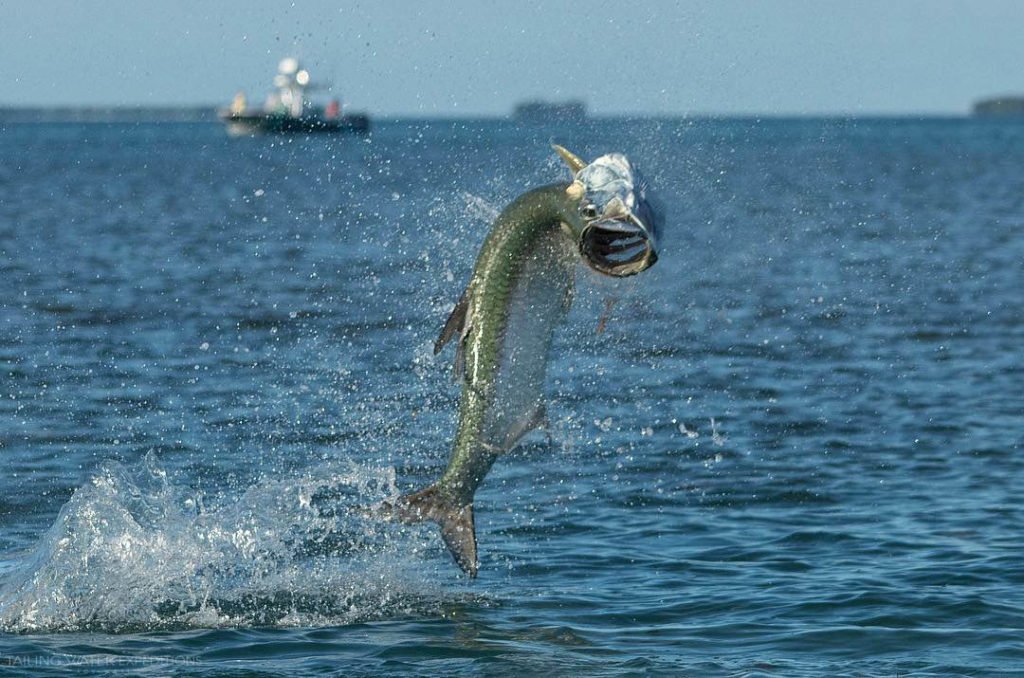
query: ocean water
[{"left": 0, "top": 118, "right": 1020, "bottom": 676}]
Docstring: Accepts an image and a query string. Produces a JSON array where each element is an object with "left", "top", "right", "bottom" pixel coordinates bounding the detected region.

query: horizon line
[{"left": 0, "top": 105, "right": 987, "bottom": 122}]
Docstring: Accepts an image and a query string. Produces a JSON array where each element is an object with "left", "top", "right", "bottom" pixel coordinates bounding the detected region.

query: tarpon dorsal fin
[
  {"left": 435, "top": 288, "right": 468, "bottom": 354},
  {"left": 435, "top": 287, "right": 472, "bottom": 381}
]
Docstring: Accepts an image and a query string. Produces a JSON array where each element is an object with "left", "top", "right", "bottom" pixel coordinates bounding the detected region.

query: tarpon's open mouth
[{"left": 579, "top": 216, "right": 658, "bottom": 277}]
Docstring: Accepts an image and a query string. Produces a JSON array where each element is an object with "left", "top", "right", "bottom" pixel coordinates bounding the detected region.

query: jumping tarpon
[{"left": 391, "top": 145, "right": 660, "bottom": 576}]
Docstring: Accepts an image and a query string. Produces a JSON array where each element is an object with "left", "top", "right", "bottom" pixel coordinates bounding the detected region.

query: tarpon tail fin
[{"left": 393, "top": 484, "right": 478, "bottom": 577}]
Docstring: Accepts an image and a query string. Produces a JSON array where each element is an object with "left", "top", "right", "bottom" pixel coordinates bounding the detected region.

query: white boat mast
[{"left": 272, "top": 57, "right": 311, "bottom": 118}]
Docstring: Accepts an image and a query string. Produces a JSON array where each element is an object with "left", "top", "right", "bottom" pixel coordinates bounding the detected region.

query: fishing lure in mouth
[{"left": 389, "top": 145, "right": 661, "bottom": 576}]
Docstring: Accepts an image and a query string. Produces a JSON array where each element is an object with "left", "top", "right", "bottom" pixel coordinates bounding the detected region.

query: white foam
[{"left": 0, "top": 454, "right": 460, "bottom": 633}]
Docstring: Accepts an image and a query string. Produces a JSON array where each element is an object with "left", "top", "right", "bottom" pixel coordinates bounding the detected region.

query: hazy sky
[{"left": 4, "top": 0, "right": 1022, "bottom": 115}]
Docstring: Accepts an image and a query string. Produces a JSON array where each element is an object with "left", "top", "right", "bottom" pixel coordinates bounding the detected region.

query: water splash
[
  {"left": 459, "top": 191, "right": 501, "bottom": 223},
  {"left": 0, "top": 455, "right": 464, "bottom": 633}
]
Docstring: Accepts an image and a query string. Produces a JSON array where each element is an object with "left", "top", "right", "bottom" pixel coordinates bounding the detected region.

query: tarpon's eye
[{"left": 580, "top": 204, "right": 599, "bottom": 219}]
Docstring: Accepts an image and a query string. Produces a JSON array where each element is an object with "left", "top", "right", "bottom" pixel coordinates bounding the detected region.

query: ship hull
[{"left": 220, "top": 112, "right": 370, "bottom": 136}]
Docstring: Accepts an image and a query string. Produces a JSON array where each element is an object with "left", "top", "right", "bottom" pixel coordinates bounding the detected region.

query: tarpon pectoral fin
[
  {"left": 394, "top": 484, "right": 479, "bottom": 577},
  {"left": 552, "top": 144, "right": 587, "bottom": 174}
]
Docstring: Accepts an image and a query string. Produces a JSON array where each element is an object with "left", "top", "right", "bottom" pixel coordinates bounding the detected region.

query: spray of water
[{"left": 0, "top": 454, "right": 471, "bottom": 633}]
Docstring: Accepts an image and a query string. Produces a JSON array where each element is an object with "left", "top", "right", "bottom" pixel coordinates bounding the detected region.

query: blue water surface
[{"left": 0, "top": 118, "right": 1021, "bottom": 676}]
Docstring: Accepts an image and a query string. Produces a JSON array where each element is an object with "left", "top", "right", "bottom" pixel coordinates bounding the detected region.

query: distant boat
[
  {"left": 219, "top": 57, "right": 370, "bottom": 135},
  {"left": 972, "top": 96, "right": 1024, "bottom": 117},
  {"left": 513, "top": 100, "right": 587, "bottom": 123}
]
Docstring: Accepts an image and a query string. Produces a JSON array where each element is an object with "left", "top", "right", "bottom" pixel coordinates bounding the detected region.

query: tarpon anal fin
[
  {"left": 435, "top": 288, "right": 472, "bottom": 381},
  {"left": 393, "top": 484, "right": 479, "bottom": 577},
  {"left": 499, "top": 401, "right": 549, "bottom": 451}
]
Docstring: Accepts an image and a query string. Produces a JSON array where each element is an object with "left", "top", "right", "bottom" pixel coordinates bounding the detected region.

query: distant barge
[
  {"left": 514, "top": 100, "right": 587, "bottom": 123},
  {"left": 220, "top": 57, "right": 369, "bottom": 135},
  {"left": 973, "top": 96, "right": 1024, "bottom": 117}
]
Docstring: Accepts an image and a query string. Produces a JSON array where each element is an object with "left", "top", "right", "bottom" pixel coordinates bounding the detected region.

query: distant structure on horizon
[
  {"left": 513, "top": 100, "right": 587, "bottom": 123},
  {"left": 973, "top": 96, "right": 1024, "bottom": 116}
]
